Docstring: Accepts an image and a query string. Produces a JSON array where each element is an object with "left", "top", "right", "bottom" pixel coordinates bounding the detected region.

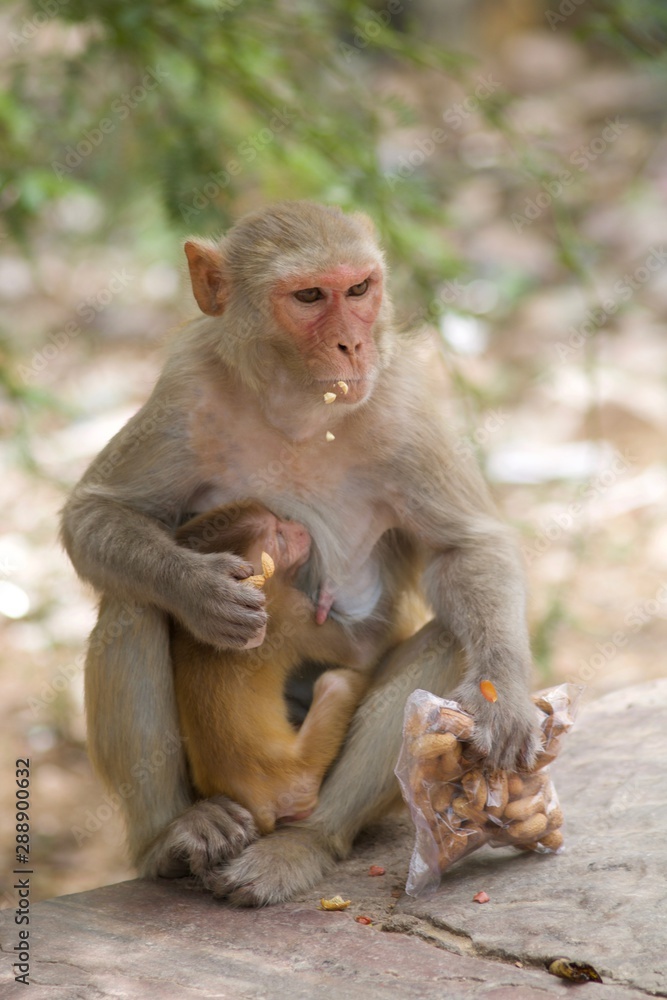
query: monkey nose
[{"left": 337, "top": 341, "right": 361, "bottom": 355}]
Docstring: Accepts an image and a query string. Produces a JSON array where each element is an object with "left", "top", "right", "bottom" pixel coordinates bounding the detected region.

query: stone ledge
[{"left": 1, "top": 680, "right": 665, "bottom": 998}]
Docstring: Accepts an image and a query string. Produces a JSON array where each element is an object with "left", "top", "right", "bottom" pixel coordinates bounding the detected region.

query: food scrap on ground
[
  {"left": 547, "top": 958, "right": 603, "bottom": 983},
  {"left": 319, "top": 895, "right": 351, "bottom": 911}
]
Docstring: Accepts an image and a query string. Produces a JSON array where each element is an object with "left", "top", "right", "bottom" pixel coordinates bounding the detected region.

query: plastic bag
[{"left": 395, "top": 684, "right": 581, "bottom": 896}]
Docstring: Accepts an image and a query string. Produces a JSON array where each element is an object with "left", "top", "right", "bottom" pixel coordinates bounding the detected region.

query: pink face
[
  {"left": 251, "top": 512, "right": 311, "bottom": 576},
  {"left": 271, "top": 263, "right": 384, "bottom": 403}
]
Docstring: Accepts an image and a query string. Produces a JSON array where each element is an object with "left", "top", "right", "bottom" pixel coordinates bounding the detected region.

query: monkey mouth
[{"left": 315, "top": 377, "right": 373, "bottom": 403}]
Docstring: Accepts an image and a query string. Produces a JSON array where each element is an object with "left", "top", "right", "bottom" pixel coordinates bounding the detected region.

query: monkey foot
[
  {"left": 142, "top": 796, "right": 258, "bottom": 880},
  {"left": 204, "top": 826, "right": 336, "bottom": 906}
]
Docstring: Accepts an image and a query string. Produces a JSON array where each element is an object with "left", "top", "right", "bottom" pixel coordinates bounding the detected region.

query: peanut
[
  {"left": 402, "top": 685, "right": 575, "bottom": 877},
  {"left": 461, "top": 769, "right": 487, "bottom": 810},
  {"left": 438, "top": 826, "right": 486, "bottom": 868},
  {"left": 532, "top": 741, "right": 561, "bottom": 770},
  {"left": 507, "top": 773, "right": 525, "bottom": 799},
  {"left": 452, "top": 795, "right": 486, "bottom": 825},
  {"left": 431, "top": 783, "right": 455, "bottom": 813},
  {"left": 436, "top": 707, "right": 474, "bottom": 740},
  {"left": 506, "top": 811, "right": 548, "bottom": 842},
  {"left": 545, "top": 805, "right": 564, "bottom": 831},
  {"left": 437, "top": 748, "right": 464, "bottom": 782},
  {"left": 260, "top": 551, "right": 275, "bottom": 578},
  {"left": 518, "top": 771, "right": 548, "bottom": 796},
  {"left": 503, "top": 792, "right": 545, "bottom": 822},
  {"left": 412, "top": 731, "right": 458, "bottom": 761},
  {"left": 409, "top": 759, "right": 439, "bottom": 786},
  {"left": 540, "top": 829, "right": 564, "bottom": 851},
  {"left": 543, "top": 714, "right": 568, "bottom": 739},
  {"left": 486, "top": 770, "right": 509, "bottom": 817}
]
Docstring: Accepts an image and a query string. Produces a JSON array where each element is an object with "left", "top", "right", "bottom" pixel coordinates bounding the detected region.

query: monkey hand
[
  {"left": 453, "top": 677, "right": 542, "bottom": 771},
  {"left": 175, "top": 551, "right": 267, "bottom": 649}
]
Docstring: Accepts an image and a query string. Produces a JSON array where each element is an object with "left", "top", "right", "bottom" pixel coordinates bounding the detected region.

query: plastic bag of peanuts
[{"left": 395, "top": 684, "right": 581, "bottom": 896}]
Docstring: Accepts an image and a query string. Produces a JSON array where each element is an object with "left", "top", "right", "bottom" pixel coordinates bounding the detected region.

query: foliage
[
  {"left": 3, "top": 0, "right": 475, "bottom": 295},
  {"left": 582, "top": 0, "right": 667, "bottom": 59}
]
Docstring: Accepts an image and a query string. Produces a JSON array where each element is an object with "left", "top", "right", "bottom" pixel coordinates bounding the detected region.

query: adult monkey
[{"left": 62, "top": 201, "right": 540, "bottom": 905}]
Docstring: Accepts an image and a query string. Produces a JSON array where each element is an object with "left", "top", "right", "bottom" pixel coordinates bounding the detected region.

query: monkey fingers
[
  {"left": 144, "top": 795, "right": 258, "bottom": 880},
  {"left": 455, "top": 682, "right": 542, "bottom": 771},
  {"left": 180, "top": 555, "right": 268, "bottom": 649}
]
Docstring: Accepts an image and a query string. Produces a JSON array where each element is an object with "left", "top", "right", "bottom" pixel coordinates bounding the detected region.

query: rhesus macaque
[
  {"left": 172, "top": 500, "right": 375, "bottom": 835},
  {"left": 62, "top": 200, "right": 540, "bottom": 905}
]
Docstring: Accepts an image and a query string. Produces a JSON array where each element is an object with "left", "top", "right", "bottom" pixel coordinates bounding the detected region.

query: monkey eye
[
  {"left": 347, "top": 279, "right": 369, "bottom": 297},
  {"left": 294, "top": 287, "right": 323, "bottom": 303}
]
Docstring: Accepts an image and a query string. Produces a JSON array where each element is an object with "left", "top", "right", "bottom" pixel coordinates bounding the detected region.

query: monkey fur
[{"left": 62, "top": 201, "right": 539, "bottom": 904}]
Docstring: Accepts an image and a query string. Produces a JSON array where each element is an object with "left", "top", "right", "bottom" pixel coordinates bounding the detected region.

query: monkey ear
[{"left": 184, "top": 239, "right": 229, "bottom": 316}]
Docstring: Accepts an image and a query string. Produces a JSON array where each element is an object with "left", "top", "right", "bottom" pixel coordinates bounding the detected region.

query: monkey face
[
  {"left": 270, "top": 265, "right": 384, "bottom": 403},
  {"left": 243, "top": 512, "right": 311, "bottom": 579}
]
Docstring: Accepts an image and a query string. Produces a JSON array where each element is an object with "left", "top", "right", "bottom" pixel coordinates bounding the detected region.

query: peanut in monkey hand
[
  {"left": 245, "top": 551, "right": 276, "bottom": 588},
  {"left": 396, "top": 685, "right": 580, "bottom": 889}
]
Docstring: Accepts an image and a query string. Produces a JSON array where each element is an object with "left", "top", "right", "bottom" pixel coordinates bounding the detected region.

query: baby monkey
[{"left": 172, "top": 501, "right": 369, "bottom": 835}]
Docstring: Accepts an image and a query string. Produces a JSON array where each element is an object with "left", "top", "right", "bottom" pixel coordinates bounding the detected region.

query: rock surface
[{"left": 1, "top": 680, "right": 665, "bottom": 998}]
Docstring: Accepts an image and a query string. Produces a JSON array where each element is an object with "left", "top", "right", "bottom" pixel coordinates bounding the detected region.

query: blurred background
[{"left": 1, "top": 0, "right": 666, "bottom": 903}]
